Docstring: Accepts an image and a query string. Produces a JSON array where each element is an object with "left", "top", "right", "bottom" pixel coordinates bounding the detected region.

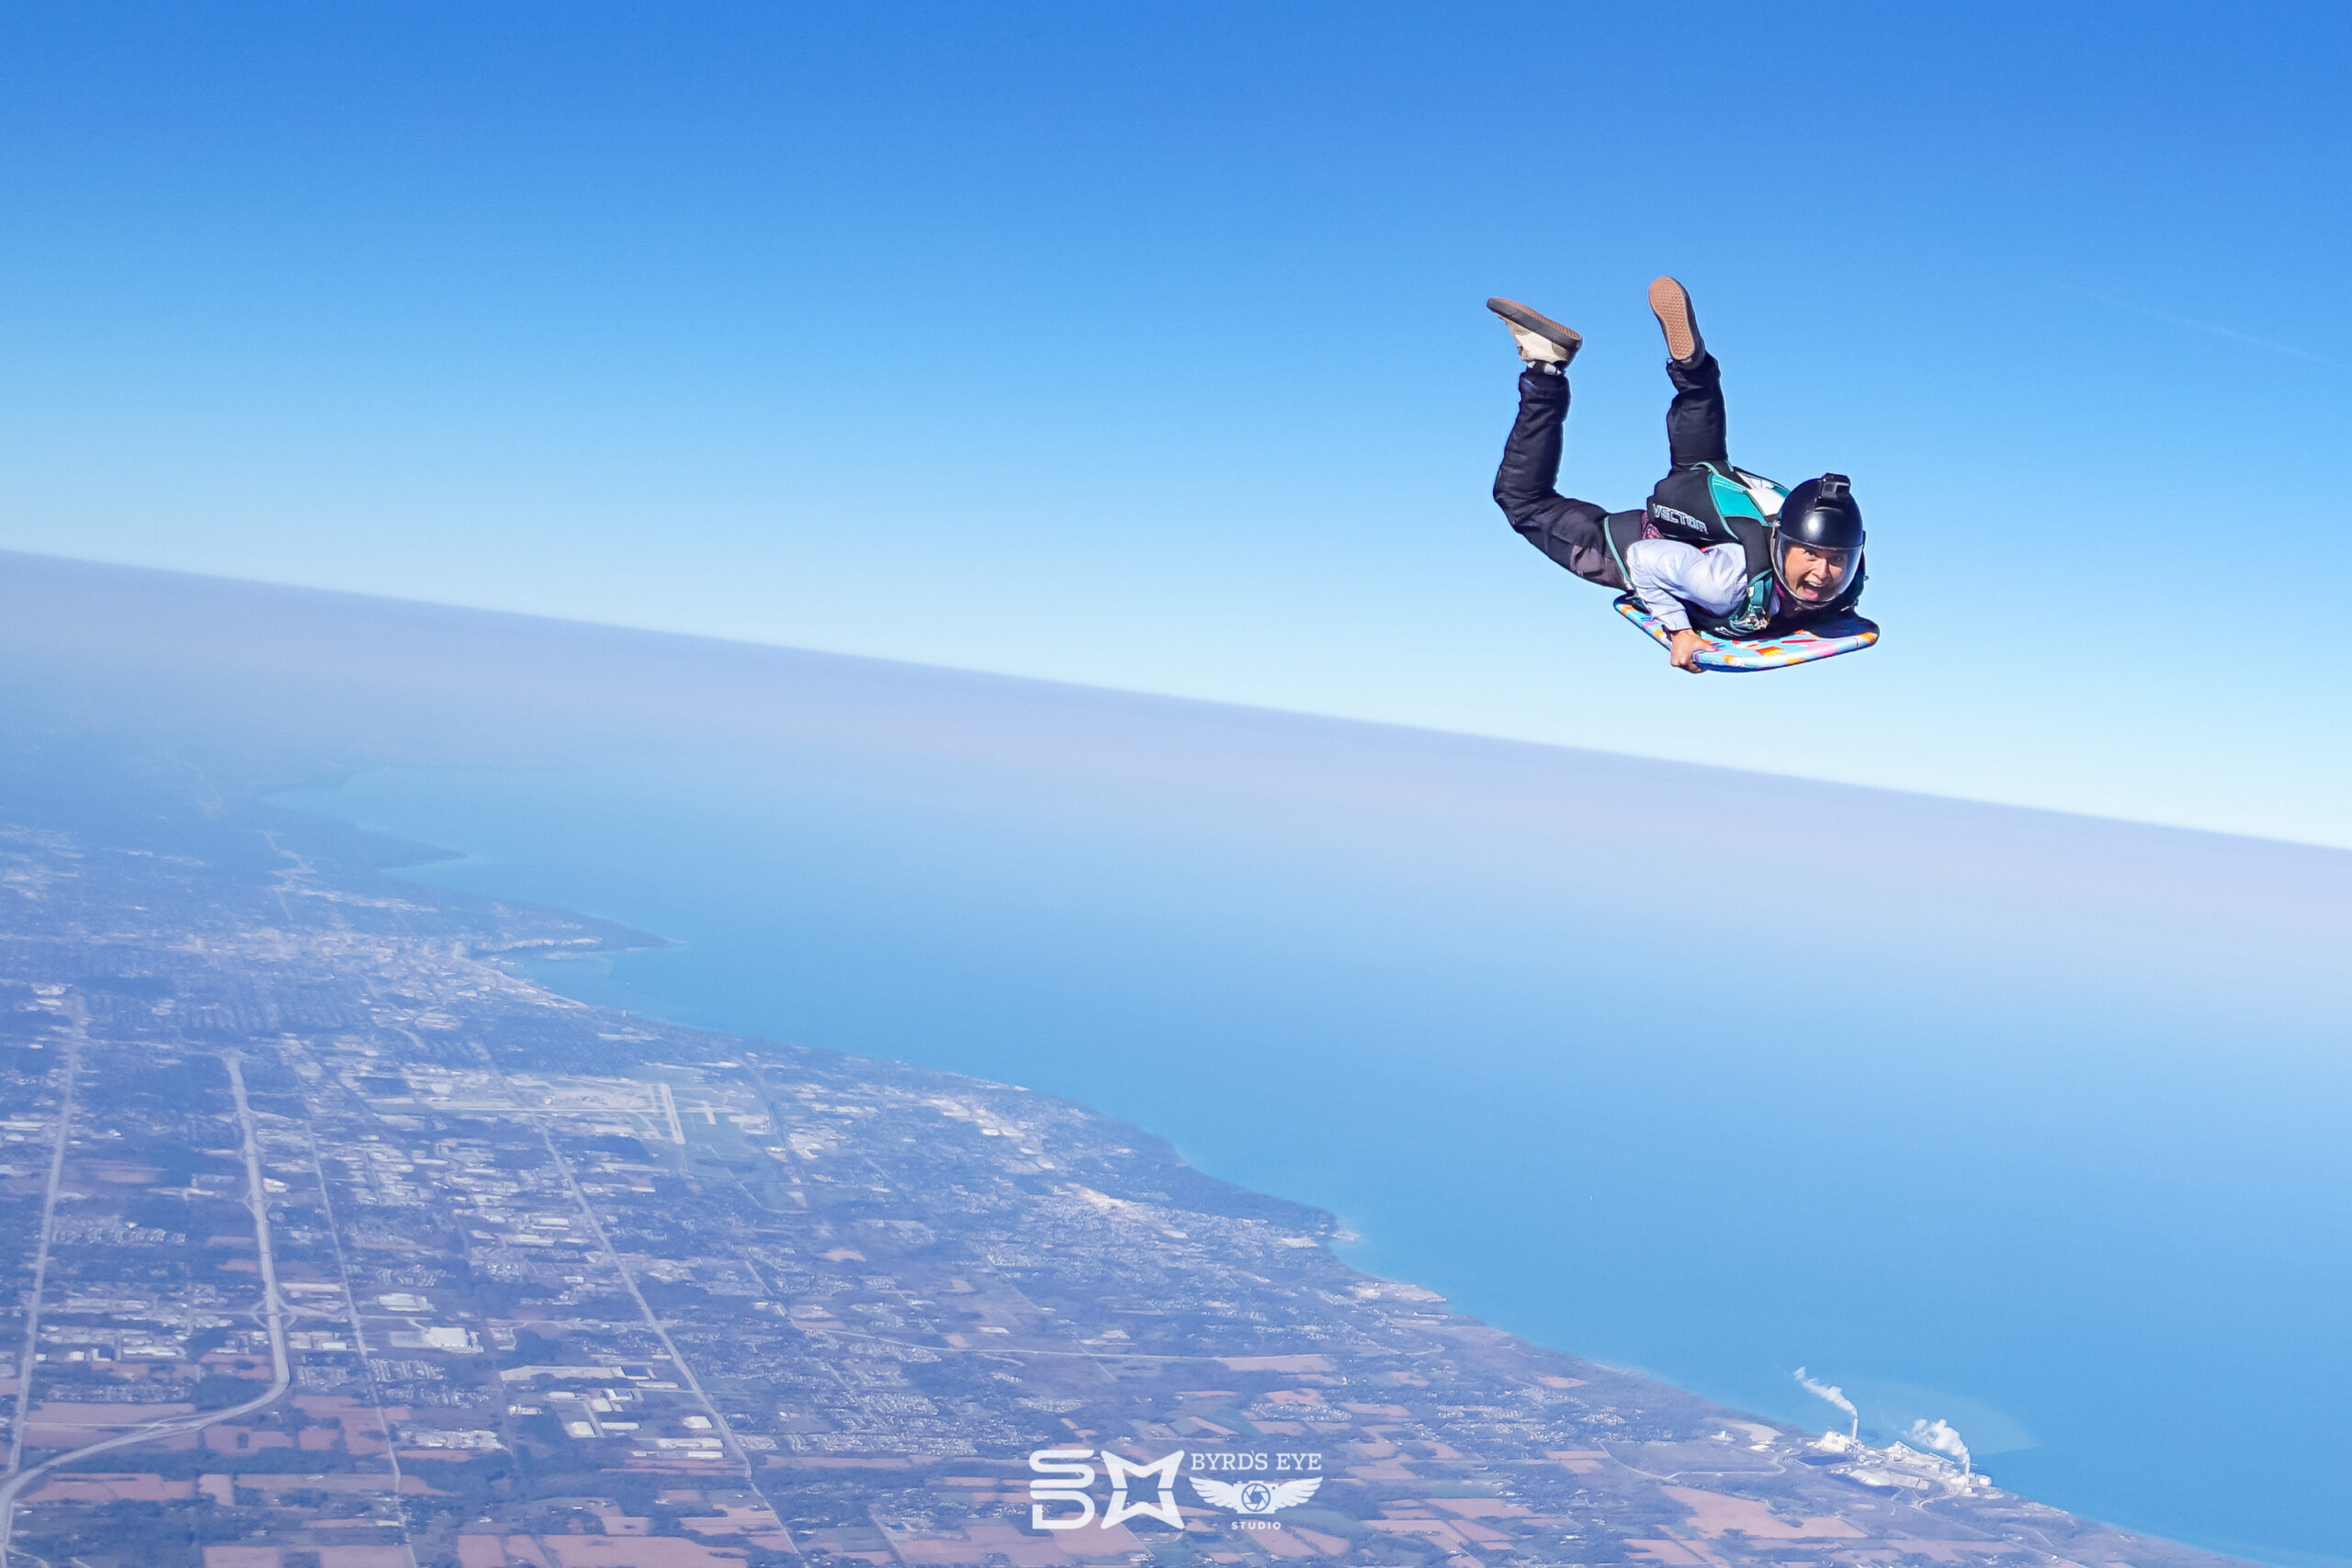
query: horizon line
[{"left": 6, "top": 545, "right": 2345, "bottom": 863}]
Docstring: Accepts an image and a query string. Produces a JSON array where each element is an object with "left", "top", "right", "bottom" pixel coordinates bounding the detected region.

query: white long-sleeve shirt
[{"left": 1623, "top": 538, "right": 1754, "bottom": 633}]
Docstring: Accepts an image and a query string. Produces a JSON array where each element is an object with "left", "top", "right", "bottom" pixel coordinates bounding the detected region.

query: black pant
[{"left": 1491, "top": 353, "right": 1727, "bottom": 590}]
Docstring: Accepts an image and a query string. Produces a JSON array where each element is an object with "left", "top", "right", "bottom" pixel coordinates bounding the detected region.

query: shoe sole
[
  {"left": 1486, "top": 297, "right": 1582, "bottom": 355},
  {"left": 1647, "top": 276, "right": 1701, "bottom": 361}
]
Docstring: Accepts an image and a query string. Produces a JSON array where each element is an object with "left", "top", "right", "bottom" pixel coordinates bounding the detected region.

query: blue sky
[{"left": 0, "top": 2, "right": 2346, "bottom": 844}]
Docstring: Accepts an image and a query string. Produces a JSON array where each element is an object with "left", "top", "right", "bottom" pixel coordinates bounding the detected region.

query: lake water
[{"left": 278, "top": 682, "right": 2351, "bottom": 1567}]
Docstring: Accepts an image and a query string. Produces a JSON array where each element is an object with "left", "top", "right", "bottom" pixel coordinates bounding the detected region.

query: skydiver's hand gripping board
[{"left": 1612, "top": 594, "right": 1880, "bottom": 671}]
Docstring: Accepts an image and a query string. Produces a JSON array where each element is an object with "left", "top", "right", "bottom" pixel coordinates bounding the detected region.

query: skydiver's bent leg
[
  {"left": 1644, "top": 351, "right": 1737, "bottom": 530},
  {"left": 1649, "top": 276, "right": 1727, "bottom": 473},
  {"left": 1663, "top": 350, "right": 1729, "bottom": 470},
  {"left": 1493, "top": 367, "right": 1625, "bottom": 590}
]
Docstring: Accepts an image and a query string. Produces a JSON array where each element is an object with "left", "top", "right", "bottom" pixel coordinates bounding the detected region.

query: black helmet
[{"left": 1770, "top": 473, "right": 1864, "bottom": 606}]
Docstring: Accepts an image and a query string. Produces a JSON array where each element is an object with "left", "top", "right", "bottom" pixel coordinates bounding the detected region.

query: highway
[{"left": 0, "top": 1052, "right": 292, "bottom": 1567}]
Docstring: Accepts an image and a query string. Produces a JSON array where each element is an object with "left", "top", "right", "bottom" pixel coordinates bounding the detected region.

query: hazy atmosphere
[
  {"left": 0, "top": 8, "right": 2342, "bottom": 1568},
  {"left": 5, "top": 554, "right": 2347, "bottom": 1564},
  {"left": 0, "top": 4, "right": 2346, "bottom": 840}
]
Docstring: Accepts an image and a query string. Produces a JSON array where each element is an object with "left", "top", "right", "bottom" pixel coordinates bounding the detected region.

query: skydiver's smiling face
[{"left": 1781, "top": 544, "right": 1856, "bottom": 603}]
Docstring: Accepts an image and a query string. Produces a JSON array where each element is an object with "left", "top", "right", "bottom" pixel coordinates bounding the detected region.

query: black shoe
[
  {"left": 1487, "top": 298, "right": 1582, "bottom": 367},
  {"left": 1646, "top": 276, "right": 1703, "bottom": 363}
]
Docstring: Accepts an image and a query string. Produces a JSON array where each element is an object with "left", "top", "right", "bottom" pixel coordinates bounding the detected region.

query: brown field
[
  {"left": 891, "top": 1522, "right": 1062, "bottom": 1567},
  {"left": 201, "top": 1357, "right": 273, "bottom": 1378},
  {"left": 639, "top": 1503, "right": 786, "bottom": 1548},
  {"left": 542, "top": 1538, "right": 753, "bottom": 1567},
  {"left": 1216, "top": 1356, "right": 1333, "bottom": 1373},
  {"left": 292, "top": 1396, "right": 396, "bottom": 1454},
  {"left": 622, "top": 1455, "right": 723, "bottom": 1472},
  {"left": 1366, "top": 1519, "right": 1467, "bottom": 1549},
  {"left": 205, "top": 1425, "right": 294, "bottom": 1452},
  {"left": 28, "top": 1400, "right": 194, "bottom": 1424},
  {"left": 1879, "top": 1542, "right": 2014, "bottom": 1563},
  {"left": 1624, "top": 1540, "right": 1715, "bottom": 1566},
  {"left": 294, "top": 1394, "right": 373, "bottom": 1414},
  {"left": 319, "top": 1548, "right": 415, "bottom": 1568},
  {"left": 1343, "top": 1460, "right": 1415, "bottom": 1481},
  {"left": 1445, "top": 1519, "right": 1512, "bottom": 1548},
  {"left": 1371, "top": 1514, "right": 1509, "bottom": 1549},
  {"left": 764, "top": 1455, "right": 911, "bottom": 1470},
  {"left": 1428, "top": 1498, "right": 1532, "bottom": 1518},
  {"left": 80, "top": 1160, "right": 162, "bottom": 1183},
  {"left": 1250, "top": 1528, "right": 1326, "bottom": 1560},
  {"left": 202, "top": 1549, "right": 283, "bottom": 1568},
  {"left": 26, "top": 1472, "right": 192, "bottom": 1503},
  {"left": 468, "top": 1533, "right": 781, "bottom": 1567},
  {"left": 25, "top": 1401, "right": 194, "bottom": 1445},
  {"left": 1660, "top": 1485, "right": 1866, "bottom": 1540},
  {"left": 217, "top": 1472, "right": 402, "bottom": 1496}
]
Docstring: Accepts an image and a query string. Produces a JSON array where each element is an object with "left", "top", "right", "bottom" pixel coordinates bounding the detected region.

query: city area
[{"left": 0, "top": 784, "right": 2253, "bottom": 1568}]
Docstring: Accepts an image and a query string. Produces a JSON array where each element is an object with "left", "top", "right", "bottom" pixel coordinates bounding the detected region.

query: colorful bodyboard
[{"left": 1612, "top": 594, "right": 1879, "bottom": 671}]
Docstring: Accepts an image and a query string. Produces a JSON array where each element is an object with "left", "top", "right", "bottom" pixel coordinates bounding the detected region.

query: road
[
  {"left": 517, "top": 1080, "right": 797, "bottom": 1559},
  {"left": 0, "top": 1051, "right": 292, "bottom": 1567},
  {"left": 4, "top": 1004, "right": 80, "bottom": 1484}
]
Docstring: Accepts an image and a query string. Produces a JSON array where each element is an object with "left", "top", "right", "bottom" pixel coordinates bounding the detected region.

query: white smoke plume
[
  {"left": 1905, "top": 1417, "right": 1972, "bottom": 1474},
  {"left": 1792, "top": 1368, "right": 1859, "bottom": 1437}
]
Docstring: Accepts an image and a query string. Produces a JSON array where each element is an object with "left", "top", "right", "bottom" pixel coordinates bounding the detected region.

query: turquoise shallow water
[{"left": 278, "top": 705, "right": 2351, "bottom": 1566}]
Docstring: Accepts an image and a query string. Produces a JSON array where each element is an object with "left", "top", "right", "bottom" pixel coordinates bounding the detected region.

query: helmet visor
[{"left": 1774, "top": 537, "right": 1860, "bottom": 605}]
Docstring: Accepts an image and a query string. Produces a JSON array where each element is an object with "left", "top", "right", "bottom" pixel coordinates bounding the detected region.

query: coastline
[
  {"left": 0, "top": 557, "right": 2331, "bottom": 1565},
  {"left": 234, "top": 782, "right": 2266, "bottom": 1568}
]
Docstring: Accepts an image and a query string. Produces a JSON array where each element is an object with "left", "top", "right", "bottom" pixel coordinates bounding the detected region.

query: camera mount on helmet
[{"left": 1770, "top": 473, "right": 1863, "bottom": 606}]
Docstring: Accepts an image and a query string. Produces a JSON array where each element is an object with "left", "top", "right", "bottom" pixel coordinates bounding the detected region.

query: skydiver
[{"left": 1487, "top": 276, "right": 1867, "bottom": 673}]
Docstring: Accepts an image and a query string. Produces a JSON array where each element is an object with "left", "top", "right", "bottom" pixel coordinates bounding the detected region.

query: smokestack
[
  {"left": 1905, "top": 1418, "right": 1972, "bottom": 1476},
  {"left": 1793, "top": 1368, "right": 1860, "bottom": 1439}
]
